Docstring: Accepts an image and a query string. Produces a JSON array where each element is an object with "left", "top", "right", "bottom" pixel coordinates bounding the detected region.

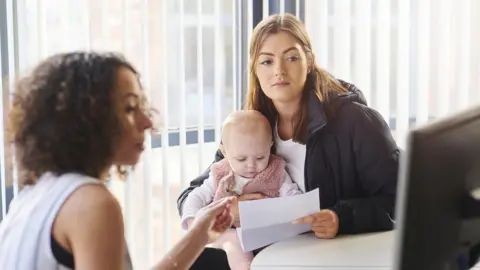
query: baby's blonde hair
[{"left": 220, "top": 110, "right": 272, "bottom": 154}]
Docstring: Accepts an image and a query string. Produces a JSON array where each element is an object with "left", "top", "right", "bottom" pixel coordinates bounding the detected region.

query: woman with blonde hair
[{"left": 178, "top": 13, "right": 399, "bottom": 269}]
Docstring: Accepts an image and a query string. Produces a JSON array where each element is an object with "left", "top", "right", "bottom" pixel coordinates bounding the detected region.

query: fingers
[
  {"left": 217, "top": 205, "right": 232, "bottom": 223},
  {"left": 216, "top": 201, "right": 233, "bottom": 221},
  {"left": 207, "top": 196, "right": 233, "bottom": 208},
  {"left": 311, "top": 210, "right": 339, "bottom": 239},
  {"left": 313, "top": 226, "right": 337, "bottom": 239},
  {"left": 292, "top": 210, "right": 338, "bottom": 239},
  {"left": 312, "top": 222, "right": 334, "bottom": 238},
  {"left": 312, "top": 211, "right": 334, "bottom": 222},
  {"left": 215, "top": 209, "right": 228, "bottom": 224},
  {"left": 238, "top": 193, "right": 266, "bottom": 201},
  {"left": 213, "top": 221, "right": 231, "bottom": 233},
  {"left": 216, "top": 213, "right": 233, "bottom": 229},
  {"left": 212, "top": 208, "right": 234, "bottom": 233},
  {"left": 312, "top": 227, "right": 327, "bottom": 234},
  {"left": 292, "top": 215, "right": 315, "bottom": 224},
  {"left": 212, "top": 218, "right": 228, "bottom": 231},
  {"left": 206, "top": 197, "right": 234, "bottom": 216},
  {"left": 312, "top": 219, "right": 331, "bottom": 227},
  {"left": 218, "top": 176, "right": 232, "bottom": 188},
  {"left": 293, "top": 210, "right": 337, "bottom": 224},
  {"left": 314, "top": 231, "right": 335, "bottom": 239}
]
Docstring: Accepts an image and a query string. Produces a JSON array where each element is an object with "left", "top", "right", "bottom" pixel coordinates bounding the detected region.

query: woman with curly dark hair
[{"left": 0, "top": 52, "right": 234, "bottom": 270}]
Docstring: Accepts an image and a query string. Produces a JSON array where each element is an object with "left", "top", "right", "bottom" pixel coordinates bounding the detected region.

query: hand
[
  {"left": 293, "top": 210, "right": 339, "bottom": 239},
  {"left": 218, "top": 173, "right": 234, "bottom": 192},
  {"left": 231, "top": 193, "right": 267, "bottom": 227},
  {"left": 190, "top": 197, "right": 235, "bottom": 244}
]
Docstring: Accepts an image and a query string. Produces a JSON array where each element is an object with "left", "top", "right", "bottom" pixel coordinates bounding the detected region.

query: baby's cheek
[
  {"left": 259, "top": 160, "right": 269, "bottom": 171},
  {"left": 229, "top": 161, "right": 242, "bottom": 173}
]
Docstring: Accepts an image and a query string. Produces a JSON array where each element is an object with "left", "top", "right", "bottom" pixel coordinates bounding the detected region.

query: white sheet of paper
[{"left": 236, "top": 188, "right": 320, "bottom": 252}]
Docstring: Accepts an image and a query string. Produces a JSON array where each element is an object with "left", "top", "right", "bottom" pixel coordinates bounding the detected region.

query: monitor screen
[{"left": 394, "top": 105, "right": 480, "bottom": 270}]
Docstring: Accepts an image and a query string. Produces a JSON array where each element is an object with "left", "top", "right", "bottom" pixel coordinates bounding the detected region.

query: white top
[
  {"left": 274, "top": 123, "right": 307, "bottom": 192},
  {"left": 0, "top": 172, "right": 133, "bottom": 270},
  {"left": 181, "top": 169, "right": 301, "bottom": 230}
]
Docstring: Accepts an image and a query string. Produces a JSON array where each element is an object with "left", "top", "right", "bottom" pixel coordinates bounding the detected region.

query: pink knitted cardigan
[{"left": 211, "top": 155, "right": 285, "bottom": 201}]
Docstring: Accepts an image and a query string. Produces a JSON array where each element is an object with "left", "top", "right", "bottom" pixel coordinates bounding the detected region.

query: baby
[{"left": 181, "top": 110, "right": 301, "bottom": 270}]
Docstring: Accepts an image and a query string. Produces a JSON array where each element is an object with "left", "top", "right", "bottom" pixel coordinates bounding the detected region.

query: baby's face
[{"left": 223, "top": 132, "right": 271, "bottom": 179}]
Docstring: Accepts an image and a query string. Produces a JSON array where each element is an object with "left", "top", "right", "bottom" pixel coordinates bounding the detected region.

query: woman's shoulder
[
  {"left": 325, "top": 101, "right": 390, "bottom": 142},
  {"left": 53, "top": 181, "right": 126, "bottom": 269},
  {"left": 323, "top": 80, "right": 386, "bottom": 129},
  {"left": 54, "top": 180, "right": 124, "bottom": 254},
  {"left": 52, "top": 173, "right": 121, "bottom": 236},
  {"left": 336, "top": 101, "right": 388, "bottom": 127},
  {"left": 58, "top": 182, "right": 121, "bottom": 226}
]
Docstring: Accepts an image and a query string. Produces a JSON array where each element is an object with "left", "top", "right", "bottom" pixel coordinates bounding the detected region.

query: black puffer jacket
[{"left": 177, "top": 80, "right": 400, "bottom": 234}]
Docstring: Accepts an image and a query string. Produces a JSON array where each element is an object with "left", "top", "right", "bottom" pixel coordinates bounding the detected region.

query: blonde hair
[
  {"left": 244, "top": 13, "right": 347, "bottom": 144},
  {"left": 220, "top": 110, "right": 272, "bottom": 154}
]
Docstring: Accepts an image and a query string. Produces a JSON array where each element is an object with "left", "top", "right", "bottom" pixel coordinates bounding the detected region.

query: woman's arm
[
  {"left": 152, "top": 226, "right": 208, "bottom": 270},
  {"left": 153, "top": 198, "right": 234, "bottom": 270},
  {"left": 294, "top": 103, "right": 398, "bottom": 237},
  {"left": 57, "top": 184, "right": 127, "bottom": 270},
  {"left": 333, "top": 103, "right": 399, "bottom": 234},
  {"left": 58, "top": 183, "right": 233, "bottom": 270}
]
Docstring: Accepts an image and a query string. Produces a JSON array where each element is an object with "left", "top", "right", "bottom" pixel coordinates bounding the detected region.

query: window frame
[{"left": 0, "top": 0, "right": 306, "bottom": 221}]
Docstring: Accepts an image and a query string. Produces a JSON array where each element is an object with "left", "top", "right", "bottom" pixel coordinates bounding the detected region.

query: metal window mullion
[
  {"left": 353, "top": 0, "right": 372, "bottom": 103},
  {"left": 437, "top": 0, "right": 452, "bottom": 117},
  {"left": 122, "top": 0, "right": 135, "bottom": 258},
  {"left": 375, "top": 0, "right": 391, "bottom": 123},
  {"left": 197, "top": 2, "right": 205, "bottom": 172},
  {"left": 396, "top": 0, "right": 410, "bottom": 142},
  {"left": 83, "top": 0, "right": 91, "bottom": 50},
  {"left": 160, "top": 0, "right": 171, "bottom": 252},
  {"left": 141, "top": 0, "right": 153, "bottom": 265},
  {"left": 0, "top": 33, "right": 6, "bottom": 220},
  {"left": 6, "top": 0, "right": 18, "bottom": 197},
  {"left": 457, "top": 0, "right": 471, "bottom": 109},
  {"left": 332, "top": 0, "right": 351, "bottom": 81},
  {"left": 263, "top": 0, "right": 269, "bottom": 19},
  {"left": 235, "top": 0, "right": 247, "bottom": 108},
  {"left": 415, "top": 0, "right": 430, "bottom": 125},
  {"left": 178, "top": 0, "right": 187, "bottom": 190},
  {"left": 214, "top": 0, "right": 224, "bottom": 146},
  {"left": 101, "top": 0, "right": 109, "bottom": 49}
]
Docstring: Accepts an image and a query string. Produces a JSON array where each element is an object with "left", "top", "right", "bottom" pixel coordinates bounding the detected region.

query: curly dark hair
[{"left": 9, "top": 52, "right": 140, "bottom": 185}]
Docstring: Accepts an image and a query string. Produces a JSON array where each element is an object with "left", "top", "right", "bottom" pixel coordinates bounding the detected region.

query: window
[
  {"left": 305, "top": 0, "right": 480, "bottom": 147},
  {"left": 1, "top": 0, "right": 246, "bottom": 267}
]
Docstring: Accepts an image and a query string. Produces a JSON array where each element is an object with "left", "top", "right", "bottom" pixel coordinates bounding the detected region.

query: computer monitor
[{"left": 393, "top": 105, "right": 480, "bottom": 270}]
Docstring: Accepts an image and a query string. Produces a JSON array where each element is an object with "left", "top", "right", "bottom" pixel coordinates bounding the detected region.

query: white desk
[{"left": 251, "top": 231, "right": 480, "bottom": 270}]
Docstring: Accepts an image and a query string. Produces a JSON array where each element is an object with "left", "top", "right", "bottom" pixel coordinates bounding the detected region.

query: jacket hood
[
  {"left": 307, "top": 79, "right": 368, "bottom": 136},
  {"left": 330, "top": 79, "right": 368, "bottom": 107}
]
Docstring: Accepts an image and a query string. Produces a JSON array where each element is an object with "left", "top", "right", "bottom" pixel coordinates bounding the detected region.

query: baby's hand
[{"left": 218, "top": 174, "right": 234, "bottom": 192}]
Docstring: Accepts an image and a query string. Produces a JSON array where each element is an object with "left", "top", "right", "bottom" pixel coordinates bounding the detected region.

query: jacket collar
[
  {"left": 307, "top": 90, "right": 328, "bottom": 136},
  {"left": 307, "top": 79, "right": 368, "bottom": 137}
]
